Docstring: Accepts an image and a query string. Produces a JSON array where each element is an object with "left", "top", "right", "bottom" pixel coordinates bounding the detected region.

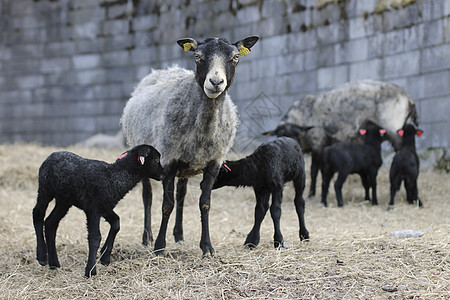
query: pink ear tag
[
  {"left": 398, "top": 130, "right": 404, "bottom": 137},
  {"left": 416, "top": 130, "right": 423, "bottom": 137},
  {"left": 359, "top": 129, "right": 367, "bottom": 135},
  {"left": 118, "top": 152, "right": 128, "bottom": 159},
  {"left": 224, "top": 163, "right": 232, "bottom": 172},
  {"left": 379, "top": 129, "right": 387, "bottom": 135},
  {"left": 138, "top": 156, "right": 145, "bottom": 165}
]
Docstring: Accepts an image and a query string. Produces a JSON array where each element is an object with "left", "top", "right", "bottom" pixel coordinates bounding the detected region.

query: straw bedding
[{"left": 0, "top": 144, "right": 448, "bottom": 299}]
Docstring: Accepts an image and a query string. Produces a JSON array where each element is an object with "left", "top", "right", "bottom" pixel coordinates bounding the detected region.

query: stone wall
[{"left": 0, "top": 0, "right": 449, "bottom": 150}]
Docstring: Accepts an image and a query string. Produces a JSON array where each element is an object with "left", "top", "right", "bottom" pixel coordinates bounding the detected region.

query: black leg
[
  {"left": 308, "top": 153, "right": 320, "bottom": 198},
  {"left": 294, "top": 175, "right": 309, "bottom": 241},
  {"left": 154, "top": 175, "right": 175, "bottom": 255},
  {"left": 33, "top": 189, "right": 52, "bottom": 266},
  {"left": 100, "top": 210, "right": 120, "bottom": 265},
  {"left": 198, "top": 160, "right": 220, "bottom": 256},
  {"left": 44, "top": 201, "right": 70, "bottom": 270},
  {"left": 369, "top": 170, "right": 378, "bottom": 205},
  {"left": 141, "top": 177, "right": 153, "bottom": 246},
  {"left": 360, "top": 173, "right": 371, "bottom": 201},
  {"left": 173, "top": 178, "right": 188, "bottom": 243},
  {"left": 245, "top": 188, "right": 270, "bottom": 248},
  {"left": 85, "top": 210, "right": 101, "bottom": 277},
  {"left": 321, "top": 166, "right": 333, "bottom": 207},
  {"left": 270, "top": 188, "right": 284, "bottom": 248},
  {"left": 334, "top": 171, "right": 349, "bottom": 207}
]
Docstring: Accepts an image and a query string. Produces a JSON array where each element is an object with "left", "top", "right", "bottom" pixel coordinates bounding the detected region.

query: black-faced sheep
[
  {"left": 389, "top": 123, "right": 424, "bottom": 207},
  {"left": 120, "top": 36, "right": 259, "bottom": 255},
  {"left": 264, "top": 80, "right": 418, "bottom": 198},
  {"left": 321, "top": 121, "right": 386, "bottom": 207},
  {"left": 213, "top": 137, "right": 309, "bottom": 248},
  {"left": 32, "top": 145, "right": 165, "bottom": 277}
]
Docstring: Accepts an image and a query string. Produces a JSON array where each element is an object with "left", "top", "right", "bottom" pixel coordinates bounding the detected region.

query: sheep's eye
[
  {"left": 194, "top": 53, "right": 203, "bottom": 61},
  {"left": 232, "top": 54, "right": 240, "bottom": 61}
]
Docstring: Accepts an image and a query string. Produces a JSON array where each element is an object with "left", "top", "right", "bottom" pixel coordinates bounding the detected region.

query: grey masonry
[{"left": 0, "top": 0, "right": 449, "bottom": 151}]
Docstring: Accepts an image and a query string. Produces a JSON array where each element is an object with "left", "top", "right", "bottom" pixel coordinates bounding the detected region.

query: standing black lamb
[
  {"left": 213, "top": 137, "right": 309, "bottom": 248},
  {"left": 121, "top": 36, "right": 259, "bottom": 256},
  {"left": 321, "top": 121, "right": 386, "bottom": 207},
  {"left": 389, "top": 123, "right": 424, "bottom": 207},
  {"left": 32, "top": 145, "right": 165, "bottom": 277}
]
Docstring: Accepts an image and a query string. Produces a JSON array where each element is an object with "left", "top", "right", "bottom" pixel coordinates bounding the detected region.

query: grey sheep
[
  {"left": 32, "top": 145, "right": 165, "bottom": 277},
  {"left": 121, "top": 36, "right": 259, "bottom": 255}
]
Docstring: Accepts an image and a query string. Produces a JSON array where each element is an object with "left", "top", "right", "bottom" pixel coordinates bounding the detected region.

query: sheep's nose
[{"left": 209, "top": 78, "right": 224, "bottom": 87}]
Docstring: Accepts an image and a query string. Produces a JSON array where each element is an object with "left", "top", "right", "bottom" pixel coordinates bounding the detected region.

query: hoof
[{"left": 244, "top": 242, "right": 257, "bottom": 249}]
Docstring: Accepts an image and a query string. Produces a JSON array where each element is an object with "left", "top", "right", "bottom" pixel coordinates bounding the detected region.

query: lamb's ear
[
  {"left": 234, "top": 36, "right": 259, "bottom": 56},
  {"left": 416, "top": 129, "right": 423, "bottom": 137},
  {"left": 359, "top": 129, "right": 367, "bottom": 135},
  {"left": 177, "top": 38, "right": 198, "bottom": 52},
  {"left": 397, "top": 129, "right": 404, "bottom": 137}
]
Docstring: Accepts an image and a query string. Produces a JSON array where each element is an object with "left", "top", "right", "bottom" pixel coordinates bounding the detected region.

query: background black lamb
[
  {"left": 389, "top": 123, "right": 424, "bottom": 207},
  {"left": 32, "top": 145, "right": 165, "bottom": 277},
  {"left": 213, "top": 137, "right": 309, "bottom": 248},
  {"left": 321, "top": 121, "right": 386, "bottom": 207}
]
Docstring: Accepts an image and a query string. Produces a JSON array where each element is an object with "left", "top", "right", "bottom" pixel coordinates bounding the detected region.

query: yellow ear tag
[
  {"left": 239, "top": 45, "right": 251, "bottom": 56},
  {"left": 183, "top": 42, "right": 194, "bottom": 52}
]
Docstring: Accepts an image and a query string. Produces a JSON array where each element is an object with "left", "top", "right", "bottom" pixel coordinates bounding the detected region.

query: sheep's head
[{"left": 178, "top": 36, "right": 259, "bottom": 99}]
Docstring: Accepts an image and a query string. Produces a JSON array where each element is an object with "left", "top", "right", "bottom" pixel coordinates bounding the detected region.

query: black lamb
[
  {"left": 213, "top": 137, "right": 309, "bottom": 248},
  {"left": 321, "top": 121, "right": 386, "bottom": 207},
  {"left": 32, "top": 145, "right": 165, "bottom": 277},
  {"left": 389, "top": 123, "right": 424, "bottom": 207}
]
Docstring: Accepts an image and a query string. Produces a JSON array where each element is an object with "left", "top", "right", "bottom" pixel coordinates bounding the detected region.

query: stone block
[
  {"left": 349, "top": 17, "right": 366, "bottom": 39},
  {"left": 102, "top": 19, "right": 130, "bottom": 36},
  {"left": 102, "top": 50, "right": 130, "bottom": 67},
  {"left": 423, "top": 19, "right": 444, "bottom": 47},
  {"left": 420, "top": 96, "right": 450, "bottom": 123},
  {"left": 384, "top": 51, "right": 420, "bottom": 79},
  {"left": 383, "top": 29, "right": 404, "bottom": 55},
  {"left": 276, "top": 52, "right": 304, "bottom": 75},
  {"left": 403, "top": 24, "right": 423, "bottom": 51},
  {"left": 15, "top": 75, "right": 45, "bottom": 89},
  {"left": 72, "top": 54, "right": 101, "bottom": 69},
  {"left": 422, "top": 44, "right": 450, "bottom": 73},
  {"left": 318, "top": 64, "right": 348, "bottom": 90},
  {"left": 76, "top": 69, "right": 106, "bottom": 86},
  {"left": 40, "top": 57, "right": 71, "bottom": 73},
  {"left": 349, "top": 58, "right": 382, "bottom": 81},
  {"left": 316, "top": 44, "right": 335, "bottom": 68},
  {"left": 73, "top": 22, "right": 100, "bottom": 40}
]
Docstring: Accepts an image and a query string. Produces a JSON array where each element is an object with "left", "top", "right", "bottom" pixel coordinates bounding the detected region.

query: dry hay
[{"left": 0, "top": 143, "right": 448, "bottom": 299}]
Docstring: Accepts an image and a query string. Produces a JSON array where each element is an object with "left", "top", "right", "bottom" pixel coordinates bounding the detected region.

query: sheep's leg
[
  {"left": 85, "top": 211, "right": 102, "bottom": 278},
  {"left": 99, "top": 210, "right": 120, "bottom": 266},
  {"left": 173, "top": 178, "right": 188, "bottom": 243},
  {"left": 154, "top": 174, "right": 175, "bottom": 255},
  {"left": 405, "top": 177, "right": 422, "bottom": 206},
  {"left": 270, "top": 188, "right": 285, "bottom": 248},
  {"left": 369, "top": 170, "right": 378, "bottom": 205},
  {"left": 308, "top": 153, "right": 321, "bottom": 198},
  {"left": 389, "top": 174, "right": 401, "bottom": 206},
  {"left": 141, "top": 177, "right": 153, "bottom": 246},
  {"left": 334, "top": 171, "right": 348, "bottom": 207},
  {"left": 321, "top": 167, "right": 333, "bottom": 207},
  {"left": 245, "top": 188, "right": 270, "bottom": 248},
  {"left": 44, "top": 201, "right": 70, "bottom": 269},
  {"left": 360, "top": 173, "right": 371, "bottom": 201},
  {"left": 199, "top": 161, "right": 220, "bottom": 256},
  {"left": 293, "top": 175, "right": 309, "bottom": 241},
  {"left": 33, "top": 190, "right": 52, "bottom": 266}
]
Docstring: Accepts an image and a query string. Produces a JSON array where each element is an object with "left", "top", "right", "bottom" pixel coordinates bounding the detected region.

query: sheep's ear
[
  {"left": 416, "top": 130, "right": 423, "bottom": 137},
  {"left": 359, "top": 129, "right": 367, "bottom": 135},
  {"left": 379, "top": 129, "right": 387, "bottom": 136},
  {"left": 397, "top": 129, "right": 404, "bottom": 137},
  {"left": 234, "top": 36, "right": 259, "bottom": 56},
  {"left": 137, "top": 146, "right": 152, "bottom": 165},
  {"left": 177, "top": 38, "right": 198, "bottom": 52}
]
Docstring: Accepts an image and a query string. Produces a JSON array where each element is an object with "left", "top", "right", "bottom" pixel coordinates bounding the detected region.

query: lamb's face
[{"left": 178, "top": 36, "right": 259, "bottom": 99}]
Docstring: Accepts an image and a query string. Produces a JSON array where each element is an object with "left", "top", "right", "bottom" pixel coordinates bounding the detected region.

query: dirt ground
[{"left": 0, "top": 143, "right": 448, "bottom": 299}]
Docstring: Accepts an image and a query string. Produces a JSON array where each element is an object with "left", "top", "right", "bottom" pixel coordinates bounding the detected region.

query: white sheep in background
[
  {"left": 264, "top": 80, "right": 418, "bottom": 198},
  {"left": 121, "top": 36, "right": 259, "bottom": 255}
]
